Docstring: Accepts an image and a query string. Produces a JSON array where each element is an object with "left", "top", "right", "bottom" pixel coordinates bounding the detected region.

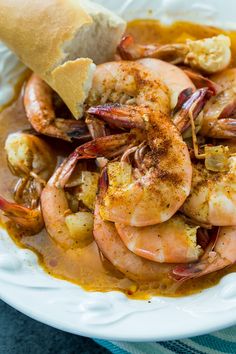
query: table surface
[{"left": 0, "top": 300, "right": 108, "bottom": 354}]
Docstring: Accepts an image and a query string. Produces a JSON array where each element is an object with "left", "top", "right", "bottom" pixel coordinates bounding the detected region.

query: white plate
[{"left": 1, "top": 0, "right": 236, "bottom": 342}]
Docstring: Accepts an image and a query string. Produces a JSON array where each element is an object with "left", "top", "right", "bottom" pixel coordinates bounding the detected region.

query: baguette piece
[
  {"left": 51, "top": 58, "right": 95, "bottom": 118},
  {"left": 0, "top": 0, "right": 126, "bottom": 117}
]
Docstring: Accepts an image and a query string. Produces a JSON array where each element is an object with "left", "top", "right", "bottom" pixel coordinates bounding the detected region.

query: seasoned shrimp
[
  {"left": 86, "top": 61, "right": 170, "bottom": 113},
  {"left": 24, "top": 74, "right": 90, "bottom": 141},
  {"left": 0, "top": 197, "right": 43, "bottom": 234},
  {"left": 89, "top": 105, "right": 192, "bottom": 226},
  {"left": 182, "top": 156, "right": 236, "bottom": 226},
  {"left": 87, "top": 61, "right": 192, "bottom": 226},
  {"left": 199, "top": 88, "right": 236, "bottom": 139},
  {"left": 5, "top": 132, "right": 55, "bottom": 180},
  {"left": 0, "top": 132, "right": 55, "bottom": 233},
  {"left": 172, "top": 226, "right": 236, "bottom": 280},
  {"left": 137, "top": 58, "right": 195, "bottom": 109},
  {"left": 93, "top": 172, "right": 172, "bottom": 281},
  {"left": 115, "top": 215, "right": 201, "bottom": 264},
  {"left": 5, "top": 132, "right": 56, "bottom": 207},
  {"left": 118, "top": 34, "right": 189, "bottom": 64},
  {"left": 41, "top": 134, "right": 133, "bottom": 249},
  {"left": 118, "top": 34, "right": 231, "bottom": 74},
  {"left": 197, "top": 68, "right": 236, "bottom": 138}
]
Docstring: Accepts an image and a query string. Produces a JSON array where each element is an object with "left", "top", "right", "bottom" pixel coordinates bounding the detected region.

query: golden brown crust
[
  {"left": 51, "top": 58, "right": 95, "bottom": 118},
  {"left": 0, "top": 0, "right": 92, "bottom": 81},
  {"left": 0, "top": 0, "right": 126, "bottom": 117}
]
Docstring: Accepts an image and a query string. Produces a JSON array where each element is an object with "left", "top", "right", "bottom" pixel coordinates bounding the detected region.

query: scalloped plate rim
[
  {"left": 1, "top": 281, "right": 236, "bottom": 342},
  {"left": 1, "top": 0, "right": 236, "bottom": 342}
]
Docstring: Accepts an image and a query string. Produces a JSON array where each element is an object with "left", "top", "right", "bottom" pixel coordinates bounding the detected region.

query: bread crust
[
  {"left": 0, "top": 0, "right": 126, "bottom": 117},
  {"left": 51, "top": 58, "right": 96, "bottom": 117},
  {"left": 0, "top": 0, "right": 92, "bottom": 81}
]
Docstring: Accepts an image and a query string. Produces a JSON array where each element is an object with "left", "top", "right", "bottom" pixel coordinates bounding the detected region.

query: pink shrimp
[
  {"left": 172, "top": 227, "right": 236, "bottom": 280},
  {"left": 24, "top": 74, "right": 90, "bottom": 141},
  {"left": 93, "top": 171, "right": 172, "bottom": 281},
  {"left": 41, "top": 134, "right": 134, "bottom": 249},
  {"left": 0, "top": 197, "right": 43, "bottom": 234},
  {"left": 115, "top": 215, "right": 201, "bottom": 264}
]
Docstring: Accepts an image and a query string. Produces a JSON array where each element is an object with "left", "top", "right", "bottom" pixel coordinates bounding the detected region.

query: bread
[
  {"left": 0, "top": 0, "right": 126, "bottom": 117},
  {"left": 51, "top": 58, "right": 96, "bottom": 118}
]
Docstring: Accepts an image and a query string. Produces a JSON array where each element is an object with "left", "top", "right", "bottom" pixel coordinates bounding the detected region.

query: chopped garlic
[
  {"left": 75, "top": 171, "right": 99, "bottom": 210},
  {"left": 205, "top": 145, "right": 230, "bottom": 172}
]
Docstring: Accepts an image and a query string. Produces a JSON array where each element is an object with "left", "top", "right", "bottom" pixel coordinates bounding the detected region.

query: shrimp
[
  {"left": 0, "top": 197, "right": 43, "bottom": 234},
  {"left": 173, "top": 87, "right": 213, "bottom": 133},
  {"left": 41, "top": 133, "right": 133, "bottom": 249},
  {"left": 87, "top": 61, "right": 192, "bottom": 227},
  {"left": 199, "top": 88, "right": 236, "bottom": 139},
  {"left": 172, "top": 226, "right": 236, "bottom": 280},
  {"left": 182, "top": 156, "right": 236, "bottom": 226},
  {"left": 196, "top": 68, "right": 236, "bottom": 138},
  {"left": 5, "top": 132, "right": 56, "bottom": 207},
  {"left": 137, "top": 58, "right": 195, "bottom": 109},
  {"left": 0, "top": 132, "right": 55, "bottom": 233},
  {"left": 118, "top": 34, "right": 231, "bottom": 74},
  {"left": 24, "top": 74, "right": 90, "bottom": 141},
  {"left": 93, "top": 171, "right": 172, "bottom": 281},
  {"left": 117, "top": 34, "right": 189, "bottom": 64},
  {"left": 89, "top": 104, "right": 192, "bottom": 226},
  {"left": 86, "top": 61, "right": 170, "bottom": 113},
  {"left": 115, "top": 215, "right": 201, "bottom": 264}
]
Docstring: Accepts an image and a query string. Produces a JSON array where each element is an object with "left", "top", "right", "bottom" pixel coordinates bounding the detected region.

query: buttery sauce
[{"left": 1, "top": 20, "right": 236, "bottom": 299}]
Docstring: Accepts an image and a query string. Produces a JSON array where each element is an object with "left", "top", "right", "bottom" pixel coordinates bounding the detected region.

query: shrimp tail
[
  {"left": 173, "top": 87, "right": 194, "bottom": 115},
  {"left": 87, "top": 104, "right": 145, "bottom": 130},
  {"left": 172, "top": 255, "right": 232, "bottom": 281},
  {"left": 117, "top": 35, "right": 188, "bottom": 64},
  {"left": 174, "top": 88, "right": 213, "bottom": 132},
  {"left": 0, "top": 196, "right": 44, "bottom": 233},
  {"left": 182, "top": 68, "right": 221, "bottom": 94},
  {"left": 172, "top": 261, "right": 209, "bottom": 280},
  {"left": 117, "top": 35, "right": 137, "bottom": 60}
]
